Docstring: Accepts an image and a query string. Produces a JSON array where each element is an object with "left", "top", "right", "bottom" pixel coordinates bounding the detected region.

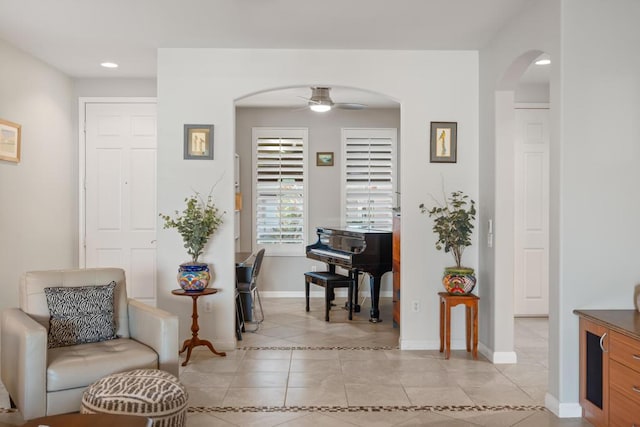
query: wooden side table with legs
[
  {"left": 171, "top": 288, "right": 226, "bottom": 366},
  {"left": 438, "top": 292, "right": 479, "bottom": 360}
]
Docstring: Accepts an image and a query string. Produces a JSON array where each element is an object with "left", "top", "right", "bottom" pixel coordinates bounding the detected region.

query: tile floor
[{"left": 0, "top": 297, "right": 591, "bottom": 426}]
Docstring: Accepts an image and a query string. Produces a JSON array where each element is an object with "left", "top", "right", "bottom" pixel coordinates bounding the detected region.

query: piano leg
[
  {"left": 369, "top": 274, "right": 382, "bottom": 323},
  {"left": 353, "top": 271, "right": 360, "bottom": 312},
  {"left": 344, "top": 270, "right": 361, "bottom": 313},
  {"left": 326, "top": 264, "right": 338, "bottom": 307},
  {"left": 305, "top": 280, "right": 310, "bottom": 312}
]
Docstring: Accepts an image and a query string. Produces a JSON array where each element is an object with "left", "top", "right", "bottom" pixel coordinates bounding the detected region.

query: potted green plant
[
  {"left": 419, "top": 190, "right": 477, "bottom": 294},
  {"left": 160, "top": 192, "right": 224, "bottom": 291}
]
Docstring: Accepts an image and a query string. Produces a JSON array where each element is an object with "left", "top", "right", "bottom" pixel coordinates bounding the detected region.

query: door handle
[{"left": 599, "top": 332, "right": 608, "bottom": 353}]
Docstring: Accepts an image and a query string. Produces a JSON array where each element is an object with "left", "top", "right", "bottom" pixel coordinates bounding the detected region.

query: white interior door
[
  {"left": 84, "top": 101, "right": 157, "bottom": 306},
  {"left": 514, "top": 108, "right": 549, "bottom": 316}
]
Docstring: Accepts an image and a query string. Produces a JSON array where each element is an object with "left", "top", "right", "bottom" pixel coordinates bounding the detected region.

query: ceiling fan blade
[
  {"left": 293, "top": 88, "right": 367, "bottom": 111},
  {"left": 291, "top": 105, "right": 311, "bottom": 112},
  {"left": 334, "top": 103, "right": 367, "bottom": 110}
]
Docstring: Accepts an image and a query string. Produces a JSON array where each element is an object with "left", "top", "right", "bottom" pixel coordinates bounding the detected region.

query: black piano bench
[{"left": 304, "top": 271, "right": 354, "bottom": 321}]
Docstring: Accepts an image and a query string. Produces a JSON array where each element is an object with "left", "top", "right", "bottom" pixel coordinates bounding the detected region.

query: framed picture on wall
[
  {"left": 184, "top": 124, "right": 214, "bottom": 160},
  {"left": 430, "top": 121, "right": 457, "bottom": 163},
  {"left": 0, "top": 118, "right": 21, "bottom": 163},
  {"left": 316, "top": 152, "right": 334, "bottom": 166}
]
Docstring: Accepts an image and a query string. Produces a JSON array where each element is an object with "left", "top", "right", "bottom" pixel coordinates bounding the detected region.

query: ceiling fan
[{"left": 300, "top": 87, "right": 367, "bottom": 112}]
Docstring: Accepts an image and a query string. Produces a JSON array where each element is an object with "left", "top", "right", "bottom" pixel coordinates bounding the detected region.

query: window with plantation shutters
[
  {"left": 342, "top": 128, "right": 397, "bottom": 231},
  {"left": 252, "top": 128, "right": 308, "bottom": 256}
]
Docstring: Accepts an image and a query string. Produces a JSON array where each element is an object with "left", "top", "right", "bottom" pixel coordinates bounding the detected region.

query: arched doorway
[
  {"left": 494, "top": 50, "right": 552, "bottom": 363},
  {"left": 233, "top": 85, "right": 401, "bottom": 343}
]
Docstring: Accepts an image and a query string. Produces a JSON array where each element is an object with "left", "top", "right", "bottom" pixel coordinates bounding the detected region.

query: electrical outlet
[
  {"left": 203, "top": 301, "right": 212, "bottom": 312},
  {"left": 311, "top": 265, "right": 317, "bottom": 272},
  {"left": 412, "top": 300, "right": 420, "bottom": 312}
]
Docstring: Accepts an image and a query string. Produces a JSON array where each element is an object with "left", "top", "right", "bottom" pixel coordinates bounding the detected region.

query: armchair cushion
[
  {"left": 47, "top": 338, "right": 157, "bottom": 392},
  {"left": 44, "top": 282, "right": 117, "bottom": 348}
]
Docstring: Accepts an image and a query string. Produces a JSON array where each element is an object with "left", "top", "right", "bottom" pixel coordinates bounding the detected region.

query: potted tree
[
  {"left": 419, "top": 190, "right": 477, "bottom": 294},
  {"left": 160, "top": 192, "right": 224, "bottom": 291}
]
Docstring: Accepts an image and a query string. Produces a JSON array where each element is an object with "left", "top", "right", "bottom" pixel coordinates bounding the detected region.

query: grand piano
[{"left": 306, "top": 226, "right": 392, "bottom": 322}]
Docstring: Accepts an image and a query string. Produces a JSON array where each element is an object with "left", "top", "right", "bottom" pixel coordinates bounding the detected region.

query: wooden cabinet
[
  {"left": 609, "top": 331, "right": 640, "bottom": 426},
  {"left": 578, "top": 317, "right": 609, "bottom": 426},
  {"left": 575, "top": 310, "right": 640, "bottom": 427},
  {"left": 392, "top": 213, "right": 400, "bottom": 328}
]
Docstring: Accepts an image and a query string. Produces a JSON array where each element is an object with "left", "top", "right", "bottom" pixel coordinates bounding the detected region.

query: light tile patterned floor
[{"left": 0, "top": 297, "right": 591, "bottom": 426}]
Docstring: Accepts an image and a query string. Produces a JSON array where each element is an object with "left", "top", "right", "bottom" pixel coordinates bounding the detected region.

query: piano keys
[{"left": 306, "top": 226, "right": 392, "bottom": 322}]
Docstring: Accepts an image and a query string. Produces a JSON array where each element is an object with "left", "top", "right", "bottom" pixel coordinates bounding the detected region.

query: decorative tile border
[
  {"left": 188, "top": 405, "right": 547, "bottom": 413},
  {"left": 237, "top": 346, "right": 399, "bottom": 351},
  {"left": 0, "top": 405, "right": 547, "bottom": 415}
]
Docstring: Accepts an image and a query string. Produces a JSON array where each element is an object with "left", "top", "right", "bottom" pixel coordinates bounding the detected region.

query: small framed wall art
[
  {"left": 184, "top": 124, "right": 214, "bottom": 160},
  {"left": 430, "top": 121, "right": 457, "bottom": 163},
  {"left": 0, "top": 118, "right": 21, "bottom": 163},
  {"left": 316, "top": 152, "right": 334, "bottom": 166}
]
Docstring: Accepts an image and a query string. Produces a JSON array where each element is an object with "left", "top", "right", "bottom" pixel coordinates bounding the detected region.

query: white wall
[
  {"left": 479, "top": 0, "right": 561, "bottom": 404},
  {"left": 557, "top": 0, "right": 640, "bottom": 411},
  {"left": 235, "top": 106, "right": 400, "bottom": 294},
  {"left": 481, "top": 0, "right": 640, "bottom": 416},
  {"left": 0, "top": 38, "right": 75, "bottom": 311},
  {"left": 74, "top": 78, "right": 157, "bottom": 98},
  {"left": 157, "top": 49, "right": 479, "bottom": 350},
  {"left": 515, "top": 82, "right": 549, "bottom": 103}
]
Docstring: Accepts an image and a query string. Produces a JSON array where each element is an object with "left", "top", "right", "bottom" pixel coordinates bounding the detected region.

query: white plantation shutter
[
  {"left": 342, "top": 128, "right": 397, "bottom": 231},
  {"left": 253, "top": 128, "right": 308, "bottom": 255}
]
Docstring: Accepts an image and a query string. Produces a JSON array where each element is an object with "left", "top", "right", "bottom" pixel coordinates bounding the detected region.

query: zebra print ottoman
[{"left": 81, "top": 369, "right": 188, "bottom": 427}]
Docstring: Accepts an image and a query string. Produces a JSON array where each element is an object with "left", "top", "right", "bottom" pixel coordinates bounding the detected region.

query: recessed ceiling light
[
  {"left": 535, "top": 59, "right": 551, "bottom": 66},
  {"left": 100, "top": 62, "right": 119, "bottom": 69}
]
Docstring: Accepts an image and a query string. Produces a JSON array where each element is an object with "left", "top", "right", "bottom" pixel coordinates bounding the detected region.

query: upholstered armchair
[{"left": 0, "top": 268, "right": 179, "bottom": 420}]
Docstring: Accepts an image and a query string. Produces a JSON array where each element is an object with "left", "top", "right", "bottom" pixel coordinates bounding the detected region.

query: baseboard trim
[
  {"left": 478, "top": 343, "right": 518, "bottom": 364},
  {"left": 400, "top": 340, "right": 438, "bottom": 350},
  {"left": 544, "top": 393, "right": 583, "bottom": 418},
  {"left": 399, "top": 339, "right": 469, "bottom": 351}
]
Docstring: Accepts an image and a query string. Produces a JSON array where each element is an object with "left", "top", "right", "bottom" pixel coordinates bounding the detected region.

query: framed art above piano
[{"left": 316, "top": 151, "right": 334, "bottom": 166}]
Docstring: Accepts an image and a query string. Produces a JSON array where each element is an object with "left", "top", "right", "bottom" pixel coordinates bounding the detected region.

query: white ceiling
[
  {"left": 0, "top": 0, "right": 550, "bottom": 108},
  {"left": 0, "top": 0, "right": 533, "bottom": 79}
]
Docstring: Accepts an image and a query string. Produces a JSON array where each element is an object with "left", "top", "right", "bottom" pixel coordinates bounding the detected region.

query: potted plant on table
[
  {"left": 160, "top": 192, "right": 224, "bottom": 291},
  {"left": 419, "top": 190, "right": 477, "bottom": 294}
]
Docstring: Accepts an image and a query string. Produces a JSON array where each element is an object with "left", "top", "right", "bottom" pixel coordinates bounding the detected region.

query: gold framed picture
[
  {"left": 0, "top": 118, "right": 21, "bottom": 163},
  {"left": 316, "top": 152, "right": 334, "bottom": 166},
  {"left": 184, "top": 124, "right": 213, "bottom": 160}
]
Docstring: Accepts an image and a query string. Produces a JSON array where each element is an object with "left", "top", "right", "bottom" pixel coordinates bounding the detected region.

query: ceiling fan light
[
  {"left": 310, "top": 103, "right": 332, "bottom": 112},
  {"left": 308, "top": 87, "right": 334, "bottom": 112}
]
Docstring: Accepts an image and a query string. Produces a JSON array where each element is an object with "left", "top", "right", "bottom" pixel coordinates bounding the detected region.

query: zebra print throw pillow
[{"left": 44, "top": 282, "right": 117, "bottom": 349}]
